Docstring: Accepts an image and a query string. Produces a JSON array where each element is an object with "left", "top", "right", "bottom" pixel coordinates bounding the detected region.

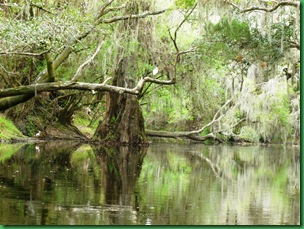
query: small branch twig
[
  {"left": 188, "top": 97, "right": 234, "bottom": 135},
  {"left": 101, "top": 3, "right": 127, "bottom": 16},
  {"left": 216, "top": 118, "right": 247, "bottom": 134},
  {"left": 289, "top": 41, "right": 300, "bottom": 50},
  {"left": 102, "top": 77, "right": 112, "bottom": 84},
  {"left": 95, "top": 0, "right": 115, "bottom": 20},
  {"left": 168, "top": 2, "right": 197, "bottom": 52},
  {"left": 0, "top": 64, "right": 19, "bottom": 76},
  {"left": 71, "top": 41, "right": 105, "bottom": 82},
  {"left": 30, "top": 3, "right": 57, "bottom": 15},
  {"left": 98, "top": 9, "right": 166, "bottom": 24},
  {"left": 0, "top": 50, "right": 49, "bottom": 57}
]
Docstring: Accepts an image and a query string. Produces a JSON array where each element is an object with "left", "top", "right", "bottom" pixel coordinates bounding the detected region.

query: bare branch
[
  {"left": 30, "top": 3, "right": 57, "bottom": 15},
  {"left": 224, "top": 0, "right": 299, "bottom": 13},
  {"left": 188, "top": 97, "right": 234, "bottom": 135},
  {"left": 0, "top": 50, "right": 49, "bottom": 57},
  {"left": 169, "top": 3, "right": 197, "bottom": 52},
  {"left": 0, "top": 3, "right": 21, "bottom": 8},
  {"left": 0, "top": 73, "right": 177, "bottom": 98},
  {"left": 95, "top": 0, "right": 115, "bottom": 20},
  {"left": 0, "top": 81, "right": 137, "bottom": 98},
  {"left": 289, "top": 41, "right": 300, "bottom": 50},
  {"left": 102, "top": 3, "right": 127, "bottom": 16},
  {"left": 216, "top": 118, "right": 247, "bottom": 135},
  {"left": 145, "top": 130, "right": 224, "bottom": 143},
  {"left": 98, "top": 9, "right": 166, "bottom": 24},
  {"left": 241, "top": 1, "right": 299, "bottom": 12},
  {"left": 168, "top": 29, "right": 179, "bottom": 52},
  {"left": 146, "top": 96, "right": 234, "bottom": 142},
  {"left": 0, "top": 64, "right": 19, "bottom": 76},
  {"left": 71, "top": 41, "right": 105, "bottom": 82},
  {"left": 102, "top": 77, "right": 112, "bottom": 84},
  {"left": 134, "top": 76, "right": 175, "bottom": 93},
  {"left": 223, "top": 0, "right": 240, "bottom": 10}
]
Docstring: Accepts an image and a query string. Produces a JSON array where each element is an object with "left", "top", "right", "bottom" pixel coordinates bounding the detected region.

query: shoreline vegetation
[
  {"left": 0, "top": 1, "right": 299, "bottom": 147},
  {"left": 0, "top": 114, "right": 299, "bottom": 146}
]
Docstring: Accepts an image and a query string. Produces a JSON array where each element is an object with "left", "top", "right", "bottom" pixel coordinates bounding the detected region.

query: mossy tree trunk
[
  {"left": 92, "top": 1, "right": 150, "bottom": 145},
  {"left": 92, "top": 58, "right": 147, "bottom": 145}
]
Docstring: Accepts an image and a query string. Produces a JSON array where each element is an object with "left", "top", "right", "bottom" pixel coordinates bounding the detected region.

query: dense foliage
[{"left": 0, "top": 0, "right": 300, "bottom": 144}]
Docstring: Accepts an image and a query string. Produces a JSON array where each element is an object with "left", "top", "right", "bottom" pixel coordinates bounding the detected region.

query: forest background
[{"left": 0, "top": 0, "right": 300, "bottom": 145}]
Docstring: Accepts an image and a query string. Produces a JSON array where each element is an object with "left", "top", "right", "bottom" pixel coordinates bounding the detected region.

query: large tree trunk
[
  {"left": 92, "top": 59, "right": 147, "bottom": 145},
  {"left": 92, "top": 93, "right": 147, "bottom": 145},
  {"left": 92, "top": 1, "right": 149, "bottom": 145}
]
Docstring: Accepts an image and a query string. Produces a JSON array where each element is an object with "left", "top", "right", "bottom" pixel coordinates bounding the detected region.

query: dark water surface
[{"left": 0, "top": 142, "right": 300, "bottom": 225}]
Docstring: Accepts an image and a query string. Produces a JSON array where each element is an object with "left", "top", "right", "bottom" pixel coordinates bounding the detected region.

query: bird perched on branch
[
  {"left": 152, "top": 67, "right": 158, "bottom": 75},
  {"left": 35, "top": 130, "right": 41, "bottom": 137}
]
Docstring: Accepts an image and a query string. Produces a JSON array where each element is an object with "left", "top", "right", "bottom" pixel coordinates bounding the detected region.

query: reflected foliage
[{"left": 0, "top": 142, "right": 299, "bottom": 225}]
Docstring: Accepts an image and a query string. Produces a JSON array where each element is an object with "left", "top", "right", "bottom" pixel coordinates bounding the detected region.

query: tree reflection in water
[
  {"left": 0, "top": 142, "right": 299, "bottom": 225},
  {"left": 0, "top": 142, "right": 147, "bottom": 225}
]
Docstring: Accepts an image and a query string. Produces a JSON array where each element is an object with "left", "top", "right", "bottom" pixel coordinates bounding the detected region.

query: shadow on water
[
  {"left": 0, "top": 142, "right": 300, "bottom": 225},
  {"left": 0, "top": 141, "right": 147, "bottom": 225}
]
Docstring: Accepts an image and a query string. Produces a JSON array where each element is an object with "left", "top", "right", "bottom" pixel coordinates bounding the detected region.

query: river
[{"left": 0, "top": 142, "right": 300, "bottom": 225}]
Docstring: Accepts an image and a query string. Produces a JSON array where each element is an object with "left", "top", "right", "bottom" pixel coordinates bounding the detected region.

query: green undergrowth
[
  {"left": 0, "top": 143, "right": 23, "bottom": 163},
  {"left": 0, "top": 114, "right": 24, "bottom": 140},
  {"left": 73, "top": 112, "right": 97, "bottom": 138}
]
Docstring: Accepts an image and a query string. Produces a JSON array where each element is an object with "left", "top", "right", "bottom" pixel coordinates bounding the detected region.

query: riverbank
[{"left": 0, "top": 113, "right": 299, "bottom": 146}]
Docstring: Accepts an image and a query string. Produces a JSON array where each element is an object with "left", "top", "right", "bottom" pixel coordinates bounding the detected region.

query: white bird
[
  {"left": 85, "top": 107, "right": 92, "bottom": 115},
  {"left": 35, "top": 131, "right": 41, "bottom": 137},
  {"left": 152, "top": 67, "right": 158, "bottom": 75}
]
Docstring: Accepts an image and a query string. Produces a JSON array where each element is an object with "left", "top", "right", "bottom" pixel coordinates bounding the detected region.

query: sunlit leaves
[
  {"left": 175, "top": 0, "right": 196, "bottom": 9},
  {"left": 0, "top": 8, "right": 92, "bottom": 54}
]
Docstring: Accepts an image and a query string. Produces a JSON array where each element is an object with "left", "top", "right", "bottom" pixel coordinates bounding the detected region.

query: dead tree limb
[
  {"left": 71, "top": 41, "right": 105, "bottom": 82},
  {"left": 0, "top": 50, "right": 50, "bottom": 57},
  {"left": 0, "top": 4, "right": 167, "bottom": 111},
  {"left": 224, "top": 0, "right": 299, "bottom": 12},
  {"left": 0, "top": 73, "right": 177, "bottom": 99},
  {"left": 98, "top": 9, "right": 166, "bottom": 24},
  {"left": 146, "top": 98, "right": 234, "bottom": 143},
  {"left": 168, "top": 2, "right": 197, "bottom": 52},
  {"left": 30, "top": 3, "right": 57, "bottom": 15}
]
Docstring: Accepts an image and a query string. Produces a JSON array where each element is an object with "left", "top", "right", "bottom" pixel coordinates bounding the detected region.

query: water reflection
[{"left": 0, "top": 142, "right": 300, "bottom": 225}]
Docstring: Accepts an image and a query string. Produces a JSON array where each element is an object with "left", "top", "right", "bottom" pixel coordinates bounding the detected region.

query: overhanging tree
[
  {"left": 0, "top": 0, "right": 180, "bottom": 144},
  {"left": 0, "top": 0, "right": 299, "bottom": 144}
]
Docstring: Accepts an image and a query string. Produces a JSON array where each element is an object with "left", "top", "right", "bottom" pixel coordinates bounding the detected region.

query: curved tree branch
[
  {"left": 145, "top": 96, "right": 235, "bottom": 143},
  {"left": 0, "top": 0, "right": 167, "bottom": 111},
  {"left": 0, "top": 50, "right": 50, "bottom": 57},
  {"left": 71, "top": 41, "right": 105, "bottom": 82},
  {"left": 30, "top": 3, "right": 57, "bottom": 15},
  {"left": 224, "top": 0, "right": 299, "bottom": 13},
  {"left": 98, "top": 9, "right": 166, "bottom": 24},
  {"left": 168, "top": 3, "right": 197, "bottom": 52},
  {"left": 240, "top": 1, "right": 299, "bottom": 13}
]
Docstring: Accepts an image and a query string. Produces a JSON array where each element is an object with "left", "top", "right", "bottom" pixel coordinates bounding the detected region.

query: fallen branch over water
[{"left": 146, "top": 130, "right": 223, "bottom": 143}]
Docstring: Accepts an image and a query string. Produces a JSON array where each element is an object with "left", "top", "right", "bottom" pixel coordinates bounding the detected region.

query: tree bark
[{"left": 92, "top": 58, "right": 148, "bottom": 145}]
